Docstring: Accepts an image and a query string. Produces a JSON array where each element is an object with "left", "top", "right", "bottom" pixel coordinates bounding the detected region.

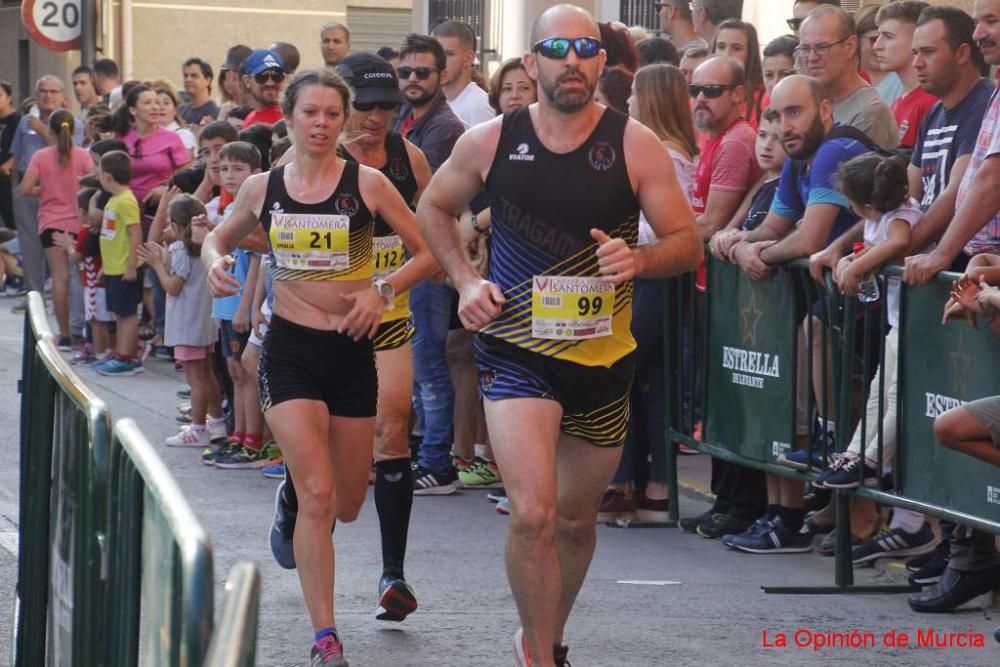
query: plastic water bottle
[{"left": 853, "top": 242, "right": 880, "bottom": 303}]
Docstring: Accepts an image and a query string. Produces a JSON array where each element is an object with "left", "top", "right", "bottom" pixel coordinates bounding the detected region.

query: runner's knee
[{"left": 509, "top": 503, "right": 557, "bottom": 543}]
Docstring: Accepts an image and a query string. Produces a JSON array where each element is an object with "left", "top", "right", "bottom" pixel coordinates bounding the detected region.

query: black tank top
[
  {"left": 338, "top": 132, "right": 418, "bottom": 237},
  {"left": 483, "top": 107, "right": 640, "bottom": 367},
  {"left": 260, "top": 161, "right": 374, "bottom": 282}
]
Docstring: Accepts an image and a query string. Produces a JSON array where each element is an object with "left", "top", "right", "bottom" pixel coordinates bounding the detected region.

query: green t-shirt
[{"left": 99, "top": 190, "right": 140, "bottom": 276}]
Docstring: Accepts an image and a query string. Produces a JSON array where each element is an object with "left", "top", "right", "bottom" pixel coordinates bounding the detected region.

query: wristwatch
[{"left": 373, "top": 278, "right": 395, "bottom": 307}]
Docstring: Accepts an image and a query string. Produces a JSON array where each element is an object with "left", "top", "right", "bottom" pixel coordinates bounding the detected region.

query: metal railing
[
  {"left": 15, "top": 291, "right": 260, "bottom": 664},
  {"left": 204, "top": 563, "right": 263, "bottom": 667}
]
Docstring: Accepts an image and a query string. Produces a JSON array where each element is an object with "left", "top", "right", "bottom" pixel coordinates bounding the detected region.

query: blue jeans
[
  {"left": 410, "top": 280, "right": 455, "bottom": 471},
  {"left": 613, "top": 278, "right": 667, "bottom": 486}
]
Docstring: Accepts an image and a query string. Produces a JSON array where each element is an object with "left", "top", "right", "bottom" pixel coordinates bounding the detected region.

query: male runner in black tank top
[{"left": 416, "top": 5, "right": 703, "bottom": 666}]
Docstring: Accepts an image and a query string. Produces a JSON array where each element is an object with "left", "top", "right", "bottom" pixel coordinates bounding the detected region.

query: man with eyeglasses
[
  {"left": 240, "top": 49, "right": 287, "bottom": 129},
  {"left": 416, "top": 5, "right": 701, "bottom": 664},
  {"left": 392, "top": 33, "right": 467, "bottom": 497},
  {"left": 9, "top": 75, "right": 70, "bottom": 303},
  {"left": 655, "top": 0, "right": 707, "bottom": 55},
  {"left": 797, "top": 5, "right": 899, "bottom": 150}
]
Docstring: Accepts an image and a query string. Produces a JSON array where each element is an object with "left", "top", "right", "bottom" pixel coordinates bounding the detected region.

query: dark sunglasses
[
  {"left": 254, "top": 70, "right": 286, "bottom": 85},
  {"left": 532, "top": 37, "right": 602, "bottom": 60},
  {"left": 398, "top": 66, "right": 438, "bottom": 80},
  {"left": 353, "top": 101, "right": 399, "bottom": 112},
  {"left": 688, "top": 84, "right": 739, "bottom": 99},
  {"left": 786, "top": 18, "right": 803, "bottom": 31}
]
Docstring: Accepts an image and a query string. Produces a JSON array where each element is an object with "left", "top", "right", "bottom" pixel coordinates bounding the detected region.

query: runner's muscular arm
[
  {"left": 359, "top": 166, "right": 438, "bottom": 296},
  {"left": 625, "top": 121, "right": 702, "bottom": 278},
  {"left": 202, "top": 172, "right": 267, "bottom": 296},
  {"left": 416, "top": 120, "right": 500, "bottom": 290}
]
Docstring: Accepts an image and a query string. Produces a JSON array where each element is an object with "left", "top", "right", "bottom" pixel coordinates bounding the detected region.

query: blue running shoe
[
  {"left": 262, "top": 461, "right": 285, "bottom": 479},
  {"left": 728, "top": 516, "right": 814, "bottom": 554},
  {"left": 819, "top": 452, "right": 879, "bottom": 489},
  {"left": 269, "top": 480, "right": 297, "bottom": 569},
  {"left": 96, "top": 357, "right": 143, "bottom": 376},
  {"left": 722, "top": 514, "right": 776, "bottom": 548},
  {"left": 776, "top": 448, "right": 829, "bottom": 471},
  {"left": 852, "top": 524, "right": 939, "bottom": 565}
]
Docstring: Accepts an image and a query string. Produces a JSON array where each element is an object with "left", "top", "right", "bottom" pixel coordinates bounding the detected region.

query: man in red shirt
[
  {"left": 874, "top": 1, "right": 937, "bottom": 148},
  {"left": 240, "top": 49, "right": 286, "bottom": 128}
]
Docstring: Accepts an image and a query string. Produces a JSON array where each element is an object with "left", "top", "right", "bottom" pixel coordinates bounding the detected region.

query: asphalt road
[{"left": 0, "top": 298, "right": 997, "bottom": 666}]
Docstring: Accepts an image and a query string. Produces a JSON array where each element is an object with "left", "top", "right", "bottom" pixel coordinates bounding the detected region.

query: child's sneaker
[
  {"left": 96, "top": 357, "right": 143, "bottom": 376},
  {"left": 261, "top": 459, "right": 285, "bottom": 479},
  {"left": 820, "top": 452, "right": 879, "bottom": 489},
  {"left": 215, "top": 445, "right": 272, "bottom": 469},
  {"left": 56, "top": 336, "right": 72, "bottom": 352},
  {"left": 165, "top": 425, "right": 212, "bottom": 448},
  {"left": 457, "top": 456, "right": 503, "bottom": 488},
  {"left": 70, "top": 346, "right": 96, "bottom": 365}
]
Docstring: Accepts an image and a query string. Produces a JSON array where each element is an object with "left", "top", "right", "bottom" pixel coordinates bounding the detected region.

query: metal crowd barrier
[
  {"left": 14, "top": 291, "right": 261, "bottom": 665},
  {"left": 664, "top": 257, "right": 1000, "bottom": 592}
]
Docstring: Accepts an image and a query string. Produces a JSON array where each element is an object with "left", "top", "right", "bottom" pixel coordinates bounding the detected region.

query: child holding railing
[{"left": 815, "top": 152, "right": 939, "bottom": 563}]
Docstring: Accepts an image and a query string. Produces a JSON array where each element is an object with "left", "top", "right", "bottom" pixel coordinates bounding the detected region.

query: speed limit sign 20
[{"left": 21, "top": 0, "right": 83, "bottom": 52}]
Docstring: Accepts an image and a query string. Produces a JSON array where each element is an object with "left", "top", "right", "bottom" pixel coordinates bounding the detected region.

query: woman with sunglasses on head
[
  {"left": 711, "top": 19, "right": 766, "bottom": 129},
  {"left": 203, "top": 67, "right": 436, "bottom": 666},
  {"left": 333, "top": 52, "right": 432, "bottom": 623}
]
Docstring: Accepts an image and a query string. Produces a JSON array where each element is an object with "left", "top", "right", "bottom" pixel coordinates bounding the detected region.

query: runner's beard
[{"left": 540, "top": 71, "right": 595, "bottom": 113}]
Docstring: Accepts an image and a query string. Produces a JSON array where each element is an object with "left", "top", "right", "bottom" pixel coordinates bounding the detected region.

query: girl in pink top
[{"left": 21, "top": 110, "right": 93, "bottom": 347}]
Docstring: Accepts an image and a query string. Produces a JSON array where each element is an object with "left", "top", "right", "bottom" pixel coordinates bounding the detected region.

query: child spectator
[
  {"left": 203, "top": 141, "right": 268, "bottom": 468},
  {"left": 818, "top": 153, "right": 939, "bottom": 563},
  {"left": 94, "top": 150, "right": 143, "bottom": 376},
  {"left": 19, "top": 110, "right": 93, "bottom": 349},
  {"left": 139, "top": 194, "right": 224, "bottom": 447}
]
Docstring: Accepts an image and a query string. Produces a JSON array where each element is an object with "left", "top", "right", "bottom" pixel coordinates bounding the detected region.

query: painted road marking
[{"left": 617, "top": 580, "right": 683, "bottom": 586}]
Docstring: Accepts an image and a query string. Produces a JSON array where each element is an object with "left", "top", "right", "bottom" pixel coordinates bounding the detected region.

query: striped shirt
[{"left": 955, "top": 86, "right": 1000, "bottom": 255}]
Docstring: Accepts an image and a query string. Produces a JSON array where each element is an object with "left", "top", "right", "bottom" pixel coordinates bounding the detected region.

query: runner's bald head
[{"left": 529, "top": 4, "right": 600, "bottom": 46}]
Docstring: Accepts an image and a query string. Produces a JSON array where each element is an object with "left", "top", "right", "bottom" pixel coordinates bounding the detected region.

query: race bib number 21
[
  {"left": 270, "top": 212, "right": 350, "bottom": 271},
  {"left": 531, "top": 275, "right": 615, "bottom": 340}
]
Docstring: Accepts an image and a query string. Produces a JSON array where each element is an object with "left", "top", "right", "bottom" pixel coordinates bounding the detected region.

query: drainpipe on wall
[{"left": 122, "top": 0, "right": 133, "bottom": 79}]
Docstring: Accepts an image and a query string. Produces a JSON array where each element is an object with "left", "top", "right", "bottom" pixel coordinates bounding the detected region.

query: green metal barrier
[
  {"left": 851, "top": 268, "right": 1000, "bottom": 532},
  {"left": 105, "top": 418, "right": 215, "bottom": 666},
  {"left": 204, "top": 563, "right": 262, "bottom": 667},
  {"left": 15, "top": 292, "right": 112, "bottom": 666}
]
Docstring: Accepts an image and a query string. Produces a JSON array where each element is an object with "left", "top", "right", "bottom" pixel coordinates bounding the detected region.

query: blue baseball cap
[{"left": 242, "top": 49, "right": 285, "bottom": 76}]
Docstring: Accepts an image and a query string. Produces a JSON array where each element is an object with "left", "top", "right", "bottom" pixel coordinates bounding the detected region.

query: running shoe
[
  {"left": 310, "top": 634, "right": 348, "bottom": 667},
  {"left": 375, "top": 573, "right": 418, "bottom": 622},
  {"left": 727, "top": 516, "right": 814, "bottom": 554},
  {"left": 70, "top": 346, "right": 95, "bottom": 365},
  {"left": 678, "top": 509, "right": 714, "bottom": 533},
  {"left": 452, "top": 455, "right": 472, "bottom": 475},
  {"left": 165, "top": 426, "right": 212, "bottom": 448},
  {"left": 819, "top": 452, "right": 879, "bottom": 489},
  {"left": 270, "top": 480, "right": 297, "bottom": 569},
  {"left": 412, "top": 465, "right": 459, "bottom": 495},
  {"left": 90, "top": 350, "right": 115, "bottom": 368},
  {"left": 909, "top": 547, "right": 949, "bottom": 586},
  {"left": 697, "top": 512, "right": 751, "bottom": 539},
  {"left": 596, "top": 488, "right": 635, "bottom": 523},
  {"left": 457, "top": 456, "right": 503, "bottom": 488},
  {"left": 906, "top": 539, "right": 950, "bottom": 573},
  {"left": 215, "top": 445, "right": 272, "bottom": 469},
  {"left": 852, "top": 524, "right": 939, "bottom": 565},
  {"left": 200, "top": 441, "right": 233, "bottom": 466},
  {"left": 153, "top": 345, "right": 173, "bottom": 360},
  {"left": 496, "top": 497, "right": 510, "bottom": 515},
  {"left": 721, "top": 514, "right": 776, "bottom": 548},
  {"left": 176, "top": 401, "right": 192, "bottom": 414},
  {"left": 261, "top": 460, "right": 285, "bottom": 479},
  {"left": 513, "top": 628, "right": 532, "bottom": 667},
  {"left": 554, "top": 643, "right": 571, "bottom": 667},
  {"left": 176, "top": 387, "right": 191, "bottom": 399},
  {"left": 815, "top": 528, "right": 866, "bottom": 556},
  {"left": 487, "top": 489, "right": 507, "bottom": 503},
  {"left": 776, "top": 448, "right": 829, "bottom": 471},
  {"left": 96, "top": 357, "right": 143, "bottom": 376}
]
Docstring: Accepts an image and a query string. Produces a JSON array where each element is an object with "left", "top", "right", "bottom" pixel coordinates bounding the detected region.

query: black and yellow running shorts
[
  {"left": 373, "top": 317, "right": 415, "bottom": 352},
  {"left": 473, "top": 333, "right": 635, "bottom": 447}
]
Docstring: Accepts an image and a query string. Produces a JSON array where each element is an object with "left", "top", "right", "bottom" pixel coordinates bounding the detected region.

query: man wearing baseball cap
[{"left": 241, "top": 49, "right": 287, "bottom": 128}]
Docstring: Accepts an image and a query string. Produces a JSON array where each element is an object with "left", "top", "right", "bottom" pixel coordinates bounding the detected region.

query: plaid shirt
[{"left": 955, "top": 87, "right": 1000, "bottom": 255}]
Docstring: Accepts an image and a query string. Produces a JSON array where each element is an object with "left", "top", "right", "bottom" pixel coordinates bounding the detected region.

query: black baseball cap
[{"left": 336, "top": 53, "right": 405, "bottom": 106}]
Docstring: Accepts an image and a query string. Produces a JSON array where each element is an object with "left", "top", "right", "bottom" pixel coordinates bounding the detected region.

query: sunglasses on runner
[
  {"left": 398, "top": 66, "right": 438, "bottom": 80},
  {"left": 353, "top": 101, "right": 400, "bottom": 112},
  {"left": 532, "top": 37, "right": 602, "bottom": 60},
  {"left": 688, "top": 84, "right": 739, "bottom": 99},
  {"left": 254, "top": 70, "right": 286, "bottom": 85}
]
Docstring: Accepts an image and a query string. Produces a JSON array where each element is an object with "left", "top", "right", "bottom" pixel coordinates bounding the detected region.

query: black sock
[
  {"left": 777, "top": 506, "right": 805, "bottom": 532},
  {"left": 375, "top": 458, "right": 413, "bottom": 578},
  {"left": 283, "top": 468, "right": 299, "bottom": 512},
  {"left": 765, "top": 504, "right": 780, "bottom": 520}
]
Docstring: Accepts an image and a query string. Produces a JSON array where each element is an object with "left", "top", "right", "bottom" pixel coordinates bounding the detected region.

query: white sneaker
[
  {"left": 165, "top": 426, "right": 211, "bottom": 448},
  {"left": 207, "top": 417, "right": 228, "bottom": 442}
]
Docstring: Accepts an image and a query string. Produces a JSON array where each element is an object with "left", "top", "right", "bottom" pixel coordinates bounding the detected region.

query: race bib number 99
[
  {"left": 270, "top": 212, "right": 350, "bottom": 271},
  {"left": 531, "top": 275, "right": 615, "bottom": 340}
]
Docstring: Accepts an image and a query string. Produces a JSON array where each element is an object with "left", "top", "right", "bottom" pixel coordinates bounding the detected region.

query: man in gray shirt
[{"left": 797, "top": 5, "right": 899, "bottom": 149}]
